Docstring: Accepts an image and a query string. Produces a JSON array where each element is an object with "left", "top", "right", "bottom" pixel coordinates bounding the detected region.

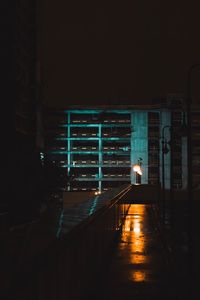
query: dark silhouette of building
[{"left": 14, "top": 0, "right": 41, "bottom": 225}]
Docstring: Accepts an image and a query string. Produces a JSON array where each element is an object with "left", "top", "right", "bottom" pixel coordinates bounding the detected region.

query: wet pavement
[
  {"left": 2, "top": 189, "right": 199, "bottom": 300},
  {"left": 88, "top": 204, "right": 191, "bottom": 300}
]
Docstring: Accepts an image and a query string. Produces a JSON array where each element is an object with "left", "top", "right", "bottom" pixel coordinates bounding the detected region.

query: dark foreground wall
[{"left": 119, "top": 184, "right": 161, "bottom": 204}]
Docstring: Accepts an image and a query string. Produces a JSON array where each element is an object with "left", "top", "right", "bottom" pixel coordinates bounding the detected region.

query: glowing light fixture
[
  {"left": 133, "top": 158, "right": 143, "bottom": 184},
  {"left": 133, "top": 164, "right": 142, "bottom": 176},
  {"left": 94, "top": 191, "right": 101, "bottom": 195}
]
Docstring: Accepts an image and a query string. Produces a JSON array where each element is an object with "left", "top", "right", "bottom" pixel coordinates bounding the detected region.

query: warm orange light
[
  {"left": 133, "top": 164, "right": 140, "bottom": 172},
  {"left": 121, "top": 205, "right": 150, "bottom": 279},
  {"left": 133, "top": 221, "right": 140, "bottom": 233},
  {"left": 133, "top": 164, "right": 142, "bottom": 175},
  {"left": 94, "top": 191, "right": 101, "bottom": 195},
  {"left": 132, "top": 270, "right": 146, "bottom": 282}
]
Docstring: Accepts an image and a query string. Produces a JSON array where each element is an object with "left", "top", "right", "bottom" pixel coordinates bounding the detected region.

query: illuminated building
[{"left": 43, "top": 101, "right": 200, "bottom": 193}]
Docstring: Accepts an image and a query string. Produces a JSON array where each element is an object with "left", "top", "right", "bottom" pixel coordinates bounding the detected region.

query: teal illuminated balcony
[{"left": 56, "top": 137, "right": 130, "bottom": 141}]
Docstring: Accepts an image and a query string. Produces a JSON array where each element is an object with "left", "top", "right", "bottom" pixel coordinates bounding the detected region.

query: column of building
[{"left": 131, "top": 111, "right": 148, "bottom": 184}]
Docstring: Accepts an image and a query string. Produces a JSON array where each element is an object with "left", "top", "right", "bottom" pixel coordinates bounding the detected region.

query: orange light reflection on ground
[
  {"left": 123, "top": 205, "right": 150, "bottom": 281},
  {"left": 132, "top": 270, "right": 146, "bottom": 282}
]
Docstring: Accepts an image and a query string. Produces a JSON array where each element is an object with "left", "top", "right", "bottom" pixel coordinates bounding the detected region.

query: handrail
[{"left": 7, "top": 184, "right": 132, "bottom": 300}]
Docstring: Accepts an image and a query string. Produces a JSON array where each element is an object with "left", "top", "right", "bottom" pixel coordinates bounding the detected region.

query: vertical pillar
[
  {"left": 98, "top": 123, "right": 102, "bottom": 192},
  {"left": 67, "top": 112, "right": 71, "bottom": 191},
  {"left": 160, "top": 110, "right": 171, "bottom": 190},
  {"left": 182, "top": 135, "right": 188, "bottom": 191},
  {"left": 131, "top": 111, "right": 148, "bottom": 184},
  {"left": 130, "top": 113, "right": 135, "bottom": 184}
]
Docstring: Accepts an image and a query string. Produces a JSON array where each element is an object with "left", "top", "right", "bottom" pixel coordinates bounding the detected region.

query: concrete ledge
[{"left": 127, "top": 184, "right": 160, "bottom": 204}]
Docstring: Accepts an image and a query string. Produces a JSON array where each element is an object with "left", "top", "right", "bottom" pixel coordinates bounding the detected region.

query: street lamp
[
  {"left": 161, "top": 109, "right": 188, "bottom": 226},
  {"left": 133, "top": 158, "right": 143, "bottom": 185}
]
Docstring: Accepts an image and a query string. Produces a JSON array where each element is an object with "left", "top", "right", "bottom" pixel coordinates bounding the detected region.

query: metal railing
[{"left": 7, "top": 184, "right": 132, "bottom": 300}]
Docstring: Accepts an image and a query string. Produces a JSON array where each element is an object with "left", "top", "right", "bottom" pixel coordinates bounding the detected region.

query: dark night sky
[{"left": 40, "top": 0, "right": 200, "bottom": 107}]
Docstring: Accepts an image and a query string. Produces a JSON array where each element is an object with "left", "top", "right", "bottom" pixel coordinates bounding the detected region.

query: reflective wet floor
[{"left": 91, "top": 204, "right": 178, "bottom": 300}]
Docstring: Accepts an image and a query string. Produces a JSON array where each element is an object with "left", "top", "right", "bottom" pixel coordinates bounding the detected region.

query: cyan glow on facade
[
  {"left": 46, "top": 102, "right": 200, "bottom": 193},
  {"left": 48, "top": 109, "right": 151, "bottom": 191}
]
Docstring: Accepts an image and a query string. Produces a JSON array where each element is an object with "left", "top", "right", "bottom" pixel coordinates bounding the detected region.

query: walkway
[
  {"left": 88, "top": 204, "right": 190, "bottom": 300},
  {"left": 2, "top": 187, "right": 197, "bottom": 300}
]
